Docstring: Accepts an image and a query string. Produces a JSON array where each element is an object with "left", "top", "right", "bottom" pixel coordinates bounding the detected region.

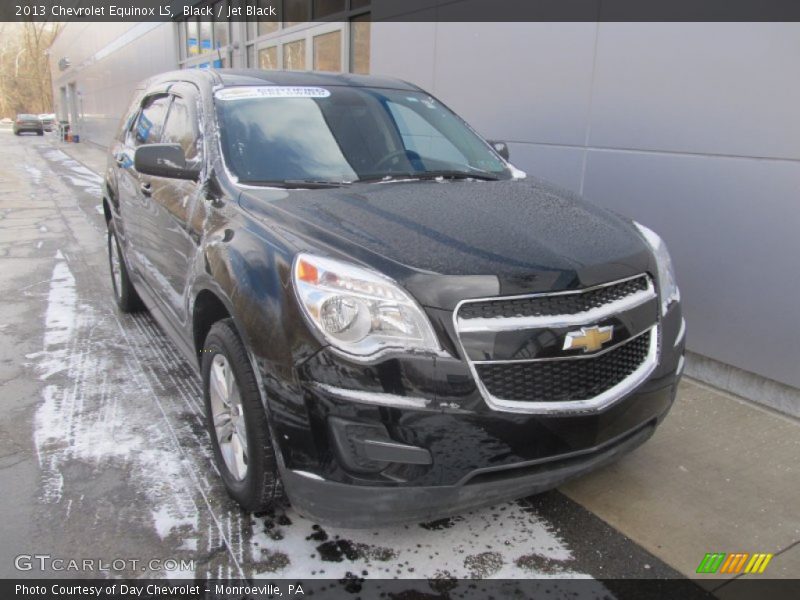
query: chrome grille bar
[{"left": 453, "top": 274, "right": 660, "bottom": 414}]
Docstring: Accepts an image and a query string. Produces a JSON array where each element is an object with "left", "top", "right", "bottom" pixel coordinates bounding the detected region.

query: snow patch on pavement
[
  {"left": 24, "top": 164, "right": 42, "bottom": 184},
  {"left": 248, "top": 501, "right": 585, "bottom": 579},
  {"left": 41, "top": 147, "right": 103, "bottom": 199},
  {"left": 29, "top": 251, "right": 203, "bottom": 549},
  {"left": 26, "top": 259, "right": 77, "bottom": 380},
  {"left": 152, "top": 504, "right": 199, "bottom": 540}
]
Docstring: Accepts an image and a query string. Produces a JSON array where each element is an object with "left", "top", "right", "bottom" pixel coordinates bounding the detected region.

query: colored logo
[
  {"left": 563, "top": 325, "right": 614, "bottom": 353},
  {"left": 696, "top": 552, "right": 773, "bottom": 574}
]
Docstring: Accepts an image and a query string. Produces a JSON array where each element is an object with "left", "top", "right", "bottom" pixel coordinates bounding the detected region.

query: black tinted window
[
  {"left": 134, "top": 95, "right": 171, "bottom": 146},
  {"left": 162, "top": 95, "right": 201, "bottom": 161}
]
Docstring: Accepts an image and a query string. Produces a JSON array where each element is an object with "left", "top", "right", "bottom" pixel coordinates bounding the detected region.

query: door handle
[{"left": 140, "top": 182, "right": 152, "bottom": 196}]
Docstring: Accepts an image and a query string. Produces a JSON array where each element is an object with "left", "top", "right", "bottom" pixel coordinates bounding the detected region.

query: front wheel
[
  {"left": 107, "top": 220, "right": 143, "bottom": 312},
  {"left": 202, "top": 319, "right": 279, "bottom": 512}
]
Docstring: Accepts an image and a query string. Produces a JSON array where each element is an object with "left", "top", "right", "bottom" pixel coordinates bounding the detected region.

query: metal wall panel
[
  {"left": 589, "top": 23, "right": 800, "bottom": 160},
  {"left": 49, "top": 22, "right": 179, "bottom": 147},
  {"left": 430, "top": 22, "right": 597, "bottom": 146},
  {"left": 583, "top": 149, "right": 800, "bottom": 388}
]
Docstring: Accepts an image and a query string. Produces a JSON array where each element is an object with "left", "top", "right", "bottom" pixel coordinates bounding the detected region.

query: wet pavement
[{"left": 0, "top": 130, "right": 767, "bottom": 592}]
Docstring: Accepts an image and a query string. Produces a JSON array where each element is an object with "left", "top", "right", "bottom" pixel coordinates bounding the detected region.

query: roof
[
  {"left": 216, "top": 69, "right": 420, "bottom": 91},
  {"left": 140, "top": 69, "right": 421, "bottom": 92}
]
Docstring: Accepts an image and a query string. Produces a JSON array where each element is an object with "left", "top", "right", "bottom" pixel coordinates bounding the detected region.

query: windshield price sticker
[{"left": 215, "top": 87, "right": 331, "bottom": 101}]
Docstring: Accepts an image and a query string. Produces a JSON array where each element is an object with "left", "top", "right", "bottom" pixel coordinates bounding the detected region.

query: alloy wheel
[{"left": 208, "top": 353, "right": 249, "bottom": 481}]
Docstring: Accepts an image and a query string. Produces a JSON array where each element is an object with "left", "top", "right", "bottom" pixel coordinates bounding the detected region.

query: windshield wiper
[
  {"left": 355, "top": 173, "right": 418, "bottom": 184},
  {"left": 356, "top": 170, "right": 498, "bottom": 184},
  {"left": 238, "top": 179, "right": 349, "bottom": 189},
  {"left": 415, "top": 170, "right": 499, "bottom": 181}
]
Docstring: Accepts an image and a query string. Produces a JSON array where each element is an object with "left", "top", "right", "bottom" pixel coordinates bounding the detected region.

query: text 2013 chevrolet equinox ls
[{"left": 103, "top": 70, "right": 685, "bottom": 526}]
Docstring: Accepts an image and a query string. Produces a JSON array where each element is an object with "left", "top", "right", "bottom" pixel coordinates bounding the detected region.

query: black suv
[{"left": 104, "top": 70, "right": 685, "bottom": 526}]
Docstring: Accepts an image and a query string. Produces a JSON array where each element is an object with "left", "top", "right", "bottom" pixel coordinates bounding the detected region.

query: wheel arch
[{"left": 192, "top": 287, "right": 235, "bottom": 363}]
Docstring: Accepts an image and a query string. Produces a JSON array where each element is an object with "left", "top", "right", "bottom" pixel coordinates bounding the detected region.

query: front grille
[
  {"left": 458, "top": 276, "right": 649, "bottom": 320},
  {"left": 474, "top": 332, "right": 651, "bottom": 403}
]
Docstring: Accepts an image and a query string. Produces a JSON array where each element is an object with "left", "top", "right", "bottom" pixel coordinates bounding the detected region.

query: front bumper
[
  {"left": 261, "top": 303, "right": 685, "bottom": 526},
  {"left": 283, "top": 418, "right": 657, "bottom": 527}
]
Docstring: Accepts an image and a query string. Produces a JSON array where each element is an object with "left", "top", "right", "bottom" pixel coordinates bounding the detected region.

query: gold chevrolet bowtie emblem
[{"left": 563, "top": 325, "right": 614, "bottom": 353}]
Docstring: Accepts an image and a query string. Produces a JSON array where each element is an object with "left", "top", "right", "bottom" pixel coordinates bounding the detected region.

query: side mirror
[
  {"left": 134, "top": 143, "right": 200, "bottom": 181},
  {"left": 488, "top": 140, "right": 510, "bottom": 161}
]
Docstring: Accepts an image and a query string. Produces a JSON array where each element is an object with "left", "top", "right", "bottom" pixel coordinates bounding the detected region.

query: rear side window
[
  {"left": 134, "top": 95, "right": 171, "bottom": 146},
  {"left": 162, "top": 95, "right": 201, "bottom": 162}
]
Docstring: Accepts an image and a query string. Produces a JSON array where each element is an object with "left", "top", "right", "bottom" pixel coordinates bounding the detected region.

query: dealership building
[{"left": 48, "top": 5, "right": 800, "bottom": 415}]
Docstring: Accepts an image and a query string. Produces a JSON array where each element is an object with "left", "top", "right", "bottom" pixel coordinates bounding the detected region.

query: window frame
[
  {"left": 178, "top": 1, "right": 233, "bottom": 68},
  {"left": 256, "top": 43, "right": 280, "bottom": 70},
  {"left": 129, "top": 93, "right": 173, "bottom": 148},
  {"left": 310, "top": 23, "right": 345, "bottom": 72},
  {"left": 161, "top": 83, "right": 205, "bottom": 164},
  {"left": 241, "top": 1, "right": 369, "bottom": 71},
  {"left": 176, "top": 1, "right": 370, "bottom": 72}
]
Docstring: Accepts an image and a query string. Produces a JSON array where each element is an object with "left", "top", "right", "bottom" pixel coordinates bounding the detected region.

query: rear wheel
[
  {"left": 107, "top": 220, "right": 143, "bottom": 312},
  {"left": 202, "top": 319, "right": 278, "bottom": 512}
]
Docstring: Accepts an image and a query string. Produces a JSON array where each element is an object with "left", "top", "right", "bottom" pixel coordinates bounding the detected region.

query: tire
[
  {"left": 107, "top": 220, "right": 143, "bottom": 313},
  {"left": 37, "top": 131, "right": 43, "bottom": 136},
  {"left": 202, "top": 318, "right": 279, "bottom": 512}
]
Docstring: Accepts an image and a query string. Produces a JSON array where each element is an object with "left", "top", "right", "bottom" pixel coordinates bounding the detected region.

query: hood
[{"left": 238, "top": 178, "right": 655, "bottom": 309}]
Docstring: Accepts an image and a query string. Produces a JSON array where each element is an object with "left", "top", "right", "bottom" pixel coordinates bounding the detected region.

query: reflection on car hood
[{"left": 239, "top": 178, "right": 654, "bottom": 306}]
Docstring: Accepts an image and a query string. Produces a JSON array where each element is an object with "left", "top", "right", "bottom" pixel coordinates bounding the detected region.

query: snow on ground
[
  {"left": 41, "top": 147, "right": 104, "bottom": 199},
  {"left": 24, "top": 164, "right": 43, "bottom": 185},
  {"left": 247, "top": 499, "right": 585, "bottom": 579},
  {"left": 27, "top": 251, "right": 204, "bottom": 558}
]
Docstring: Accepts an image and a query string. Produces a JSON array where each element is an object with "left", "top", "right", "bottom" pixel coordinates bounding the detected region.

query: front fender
[
  {"left": 196, "top": 224, "right": 321, "bottom": 360},
  {"left": 191, "top": 221, "right": 327, "bottom": 470}
]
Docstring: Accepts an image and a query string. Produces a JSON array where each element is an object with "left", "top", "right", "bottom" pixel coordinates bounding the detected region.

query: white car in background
[{"left": 39, "top": 113, "right": 56, "bottom": 132}]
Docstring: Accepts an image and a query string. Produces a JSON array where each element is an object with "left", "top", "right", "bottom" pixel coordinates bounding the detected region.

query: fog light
[
  {"left": 328, "top": 417, "right": 433, "bottom": 475},
  {"left": 329, "top": 418, "right": 391, "bottom": 474}
]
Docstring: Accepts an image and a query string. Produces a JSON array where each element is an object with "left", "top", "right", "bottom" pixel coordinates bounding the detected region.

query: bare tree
[{"left": 0, "top": 21, "right": 62, "bottom": 117}]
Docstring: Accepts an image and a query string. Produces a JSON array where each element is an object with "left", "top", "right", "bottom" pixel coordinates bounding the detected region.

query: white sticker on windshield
[{"left": 215, "top": 86, "right": 331, "bottom": 101}]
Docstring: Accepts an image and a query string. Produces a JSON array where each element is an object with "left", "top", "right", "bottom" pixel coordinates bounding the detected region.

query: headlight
[
  {"left": 293, "top": 253, "right": 440, "bottom": 358},
  {"left": 634, "top": 222, "right": 680, "bottom": 314}
]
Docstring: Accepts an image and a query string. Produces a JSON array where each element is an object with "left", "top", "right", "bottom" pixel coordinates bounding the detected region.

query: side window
[
  {"left": 118, "top": 91, "right": 145, "bottom": 143},
  {"left": 162, "top": 95, "right": 201, "bottom": 162},
  {"left": 133, "top": 95, "right": 171, "bottom": 146}
]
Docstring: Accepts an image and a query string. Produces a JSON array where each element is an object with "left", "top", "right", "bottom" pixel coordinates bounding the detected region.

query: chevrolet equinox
[{"left": 103, "top": 70, "right": 686, "bottom": 526}]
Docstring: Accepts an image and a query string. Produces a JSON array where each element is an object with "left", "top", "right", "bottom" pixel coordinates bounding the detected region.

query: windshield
[{"left": 214, "top": 86, "right": 510, "bottom": 185}]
